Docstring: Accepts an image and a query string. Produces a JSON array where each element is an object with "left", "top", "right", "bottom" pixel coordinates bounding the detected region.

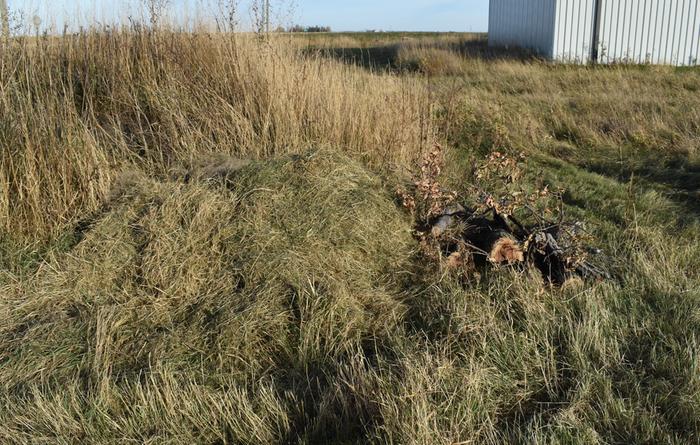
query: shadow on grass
[
  {"left": 542, "top": 140, "right": 699, "bottom": 220},
  {"left": 313, "top": 45, "right": 400, "bottom": 72},
  {"left": 307, "top": 39, "right": 541, "bottom": 73},
  {"left": 584, "top": 156, "right": 700, "bottom": 218}
]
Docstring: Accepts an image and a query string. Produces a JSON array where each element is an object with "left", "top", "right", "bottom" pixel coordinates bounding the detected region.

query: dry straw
[{"left": 0, "top": 29, "right": 436, "bottom": 239}]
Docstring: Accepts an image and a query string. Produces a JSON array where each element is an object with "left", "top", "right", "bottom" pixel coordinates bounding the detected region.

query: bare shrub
[
  {"left": 216, "top": 0, "right": 240, "bottom": 32},
  {"left": 145, "top": 0, "right": 171, "bottom": 27},
  {"left": 400, "top": 148, "right": 599, "bottom": 283}
]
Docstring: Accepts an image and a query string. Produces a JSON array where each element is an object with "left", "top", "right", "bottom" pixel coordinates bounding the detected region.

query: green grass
[{"left": 0, "top": 31, "right": 698, "bottom": 444}]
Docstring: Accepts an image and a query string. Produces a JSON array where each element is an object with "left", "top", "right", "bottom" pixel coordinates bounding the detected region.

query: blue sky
[
  {"left": 293, "top": 0, "right": 489, "bottom": 32},
  {"left": 8, "top": 0, "right": 490, "bottom": 32}
]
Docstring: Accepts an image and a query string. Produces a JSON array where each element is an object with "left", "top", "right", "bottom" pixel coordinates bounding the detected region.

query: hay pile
[{"left": 0, "top": 150, "right": 414, "bottom": 443}]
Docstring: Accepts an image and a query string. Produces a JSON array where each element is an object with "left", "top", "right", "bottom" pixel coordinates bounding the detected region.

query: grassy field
[{"left": 0, "top": 30, "right": 699, "bottom": 444}]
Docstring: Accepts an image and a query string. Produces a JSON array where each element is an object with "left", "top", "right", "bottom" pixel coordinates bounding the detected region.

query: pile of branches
[{"left": 398, "top": 145, "right": 609, "bottom": 286}]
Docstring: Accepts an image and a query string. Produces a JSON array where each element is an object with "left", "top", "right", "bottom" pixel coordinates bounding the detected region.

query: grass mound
[{"left": 0, "top": 150, "right": 415, "bottom": 443}]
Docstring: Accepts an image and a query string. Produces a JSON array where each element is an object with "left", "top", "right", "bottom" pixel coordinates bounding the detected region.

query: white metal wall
[
  {"left": 597, "top": 0, "right": 700, "bottom": 65},
  {"left": 552, "top": 0, "right": 597, "bottom": 62},
  {"left": 489, "top": 0, "right": 700, "bottom": 65},
  {"left": 489, "top": 0, "right": 557, "bottom": 58}
]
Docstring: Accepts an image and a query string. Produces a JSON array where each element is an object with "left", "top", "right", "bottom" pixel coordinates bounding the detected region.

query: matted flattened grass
[{"left": 0, "top": 150, "right": 415, "bottom": 443}]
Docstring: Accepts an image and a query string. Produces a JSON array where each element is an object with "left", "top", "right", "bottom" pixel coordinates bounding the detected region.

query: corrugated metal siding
[
  {"left": 596, "top": 0, "right": 700, "bottom": 65},
  {"left": 601, "top": 0, "right": 700, "bottom": 66},
  {"left": 489, "top": 0, "right": 700, "bottom": 65},
  {"left": 565, "top": 0, "right": 700, "bottom": 65},
  {"left": 552, "top": 0, "right": 597, "bottom": 62},
  {"left": 489, "top": 0, "right": 557, "bottom": 57}
]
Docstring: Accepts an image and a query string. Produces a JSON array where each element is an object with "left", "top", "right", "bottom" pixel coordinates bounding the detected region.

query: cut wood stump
[{"left": 429, "top": 206, "right": 609, "bottom": 285}]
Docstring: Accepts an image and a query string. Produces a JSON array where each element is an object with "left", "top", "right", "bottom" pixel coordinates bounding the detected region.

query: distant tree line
[{"left": 287, "top": 25, "right": 331, "bottom": 33}]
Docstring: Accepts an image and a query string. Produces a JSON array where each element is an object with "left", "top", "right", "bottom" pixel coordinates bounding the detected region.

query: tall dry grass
[{"left": 0, "top": 30, "right": 435, "bottom": 240}]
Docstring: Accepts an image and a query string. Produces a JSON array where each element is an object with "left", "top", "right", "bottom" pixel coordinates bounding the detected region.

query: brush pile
[{"left": 398, "top": 145, "right": 609, "bottom": 285}]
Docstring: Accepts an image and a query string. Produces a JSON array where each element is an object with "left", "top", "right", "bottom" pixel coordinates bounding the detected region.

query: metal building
[{"left": 489, "top": 0, "right": 700, "bottom": 66}]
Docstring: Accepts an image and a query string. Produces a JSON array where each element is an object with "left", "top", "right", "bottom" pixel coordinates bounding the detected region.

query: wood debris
[{"left": 401, "top": 145, "right": 610, "bottom": 286}]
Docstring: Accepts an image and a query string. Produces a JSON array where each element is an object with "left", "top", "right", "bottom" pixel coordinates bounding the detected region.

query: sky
[
  {"left": 7, "top": 0, "right": 490, "bottom": 33},
  {"left": 292, "top": 0, "right": 489, "bottom": 32}
]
